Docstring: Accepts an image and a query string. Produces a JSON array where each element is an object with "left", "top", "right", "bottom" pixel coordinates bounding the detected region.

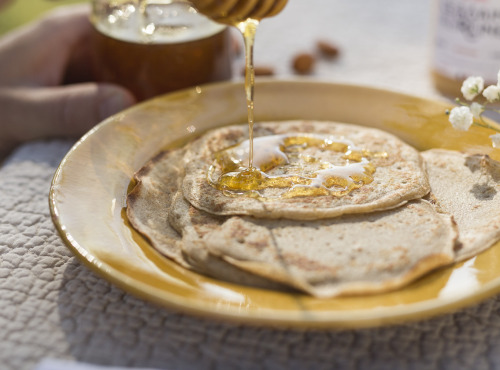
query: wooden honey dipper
[{"left": 189, "top": 0, "right": 288, "bottom": 24}]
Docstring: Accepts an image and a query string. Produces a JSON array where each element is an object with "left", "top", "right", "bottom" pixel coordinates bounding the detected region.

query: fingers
[
  {"left": 0, "top": 0, "right": 12, "bottom": 10},
  {"left": 0, "top": 4, "right": 92, "bottom": 86},
  {"left": 37, "top": 4, "right": 92, "bottom": 51},
  {"left": 0, "top": 83, "right": 136, "bottom": 145}
]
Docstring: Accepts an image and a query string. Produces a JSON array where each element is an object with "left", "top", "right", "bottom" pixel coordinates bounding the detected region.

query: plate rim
[{"left": 49, "top": 79, "right": 500, "bottom": 329}]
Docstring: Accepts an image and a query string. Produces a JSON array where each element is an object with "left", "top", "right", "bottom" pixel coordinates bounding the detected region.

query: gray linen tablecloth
[{"left": 3, "top": 1, "right": 500, "bottom": 369}]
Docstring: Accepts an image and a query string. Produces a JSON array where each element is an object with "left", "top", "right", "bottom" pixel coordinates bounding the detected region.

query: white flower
[
  {"left": 497, "top": 69, "right": 500, "bottom": 86},
  {"left": 449, "top": 106, "right": 473, "bottom": 131},
  {"left": 483, "top": 85, "right": 500, "bottom": 102},
  {"left": 461, "top": 76, "right": 484, "bottom": 100},
  {"left": 490, "top": 133, "right": 500, "bottom": 148},
  {"left": 470, "top": 102, "right": 484, "bottom": 118}
]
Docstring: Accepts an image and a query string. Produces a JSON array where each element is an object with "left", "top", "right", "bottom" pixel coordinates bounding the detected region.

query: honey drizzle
[
  {"left": 237, "top": 19, "right": 259, "bottom": 168},
  {"left": 187, "top": 0, "right": 291, "bottom": 191},
  {"left": 208, "top": 134, "right": 386, "bottom": 199}
]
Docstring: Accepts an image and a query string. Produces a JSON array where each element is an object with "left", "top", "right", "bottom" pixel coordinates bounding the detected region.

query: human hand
[
  {"left": 0, "top": 0, "right": 11, "bottom": 10},
  {"left": 0, "top": 4, "right": 136, "bottom": 157}
]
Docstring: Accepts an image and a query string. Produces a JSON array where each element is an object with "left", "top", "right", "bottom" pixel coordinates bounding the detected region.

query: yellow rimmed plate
[{"left": 50, "top": 80, "right": 500, "bottom": 329}]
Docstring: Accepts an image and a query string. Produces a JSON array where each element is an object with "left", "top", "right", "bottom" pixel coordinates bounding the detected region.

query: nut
[
  {"left": 241, "top": 66, "right": 275, "bottom": 76},
  {"left": 292, "top": 53, "right": 315, "bottom": 75},
  {"left": 317, "top": 40, "right": 340, "bottom": 58}
]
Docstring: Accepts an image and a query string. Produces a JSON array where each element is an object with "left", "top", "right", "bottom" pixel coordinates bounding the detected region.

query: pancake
[
  {"left": 169, "top": 192, "right": 457, "bottom": 297},
  {"left": 182, "top": 121, "right": 430, "bottom": 220},
  {"left": 168, "top": 191, "right": 293, "bottom": 290},
  {"left": 422, "top": 149, "right": 500, "bottom": 262},
  {"left": 127, "top": 147, "right": 293, "bottom": 289},
  {"left": 125, "top": 121, "right": 463, "bottom": 298},
  {"left": 126, "top": 149, "right": 189, "bottom": 267}
]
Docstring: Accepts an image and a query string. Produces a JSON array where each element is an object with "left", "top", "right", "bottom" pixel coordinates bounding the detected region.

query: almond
[
  {"left": 317, "top": 40, "right": 340, "bottom": 58},
  {"left": 292, "top": 53, "right": 315, "bottom": 75}
]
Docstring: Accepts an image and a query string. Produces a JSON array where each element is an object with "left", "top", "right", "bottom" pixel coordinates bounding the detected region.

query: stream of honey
[
  {"left": 238, "top": 19, "right": 258, "bottom": 168},
  {"left": 190, "top": 0, "right": 288, "bottom": 170}
]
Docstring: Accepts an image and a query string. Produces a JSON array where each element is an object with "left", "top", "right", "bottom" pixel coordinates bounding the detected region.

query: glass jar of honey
[{"left": 90, "top": 0, "right": 233, "bottom": 101}]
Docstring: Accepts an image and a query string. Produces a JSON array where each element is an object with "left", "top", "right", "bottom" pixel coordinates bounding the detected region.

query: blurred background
[
  {"left": 0, "top": 0, "right": 83, "bottom": 33},
  {"left": 0, "top": 0, "right": 435, "bottom": 94},
  {"left": 0, "top": 0, "right": 469, "bottom": 100}
]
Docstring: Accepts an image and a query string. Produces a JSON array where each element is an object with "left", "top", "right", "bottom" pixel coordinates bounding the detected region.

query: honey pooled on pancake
[{"left": 208, "top": 133, "right": 387, "bottom": 199}]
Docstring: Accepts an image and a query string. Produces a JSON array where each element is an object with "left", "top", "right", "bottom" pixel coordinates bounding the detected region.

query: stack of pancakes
[{"left": 127, "top": 121, "right": 500, "bottom": 297}]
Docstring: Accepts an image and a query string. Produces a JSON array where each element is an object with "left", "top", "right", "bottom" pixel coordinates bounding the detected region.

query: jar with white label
[{"left": 431, "top": 0, "right": 500, "bottom": 97}]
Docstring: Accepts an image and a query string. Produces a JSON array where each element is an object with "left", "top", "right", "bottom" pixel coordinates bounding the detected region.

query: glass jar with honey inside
[{"left": 90, "top": 0, "right": 233, "bottom": 101}]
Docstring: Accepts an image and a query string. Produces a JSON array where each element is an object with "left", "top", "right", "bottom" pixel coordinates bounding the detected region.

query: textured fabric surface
[
  {"left": 3, "top": 1, "right": 500, "bottom": 369},
  {"left": 2, "top": 141, "right": 500, "bottom": 370}
]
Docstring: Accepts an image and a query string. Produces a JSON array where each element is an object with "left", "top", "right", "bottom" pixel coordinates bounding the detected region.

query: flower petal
[
  {"left": 461, "top": 76, "right": 484, "bottom": 100},
  {"left": 483, "top": 85, "right": 500, "bottom": 102},
  {"left": 449, "top": 106, "right": 473, "bottom": 131},
  {"left": 470, "top": 102, "right": 484, "bottom": 118}
]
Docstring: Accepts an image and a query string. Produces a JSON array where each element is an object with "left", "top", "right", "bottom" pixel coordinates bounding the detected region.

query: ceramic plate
[{"left": 50, "top": 80, "right": 500, "bottom": 329}]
